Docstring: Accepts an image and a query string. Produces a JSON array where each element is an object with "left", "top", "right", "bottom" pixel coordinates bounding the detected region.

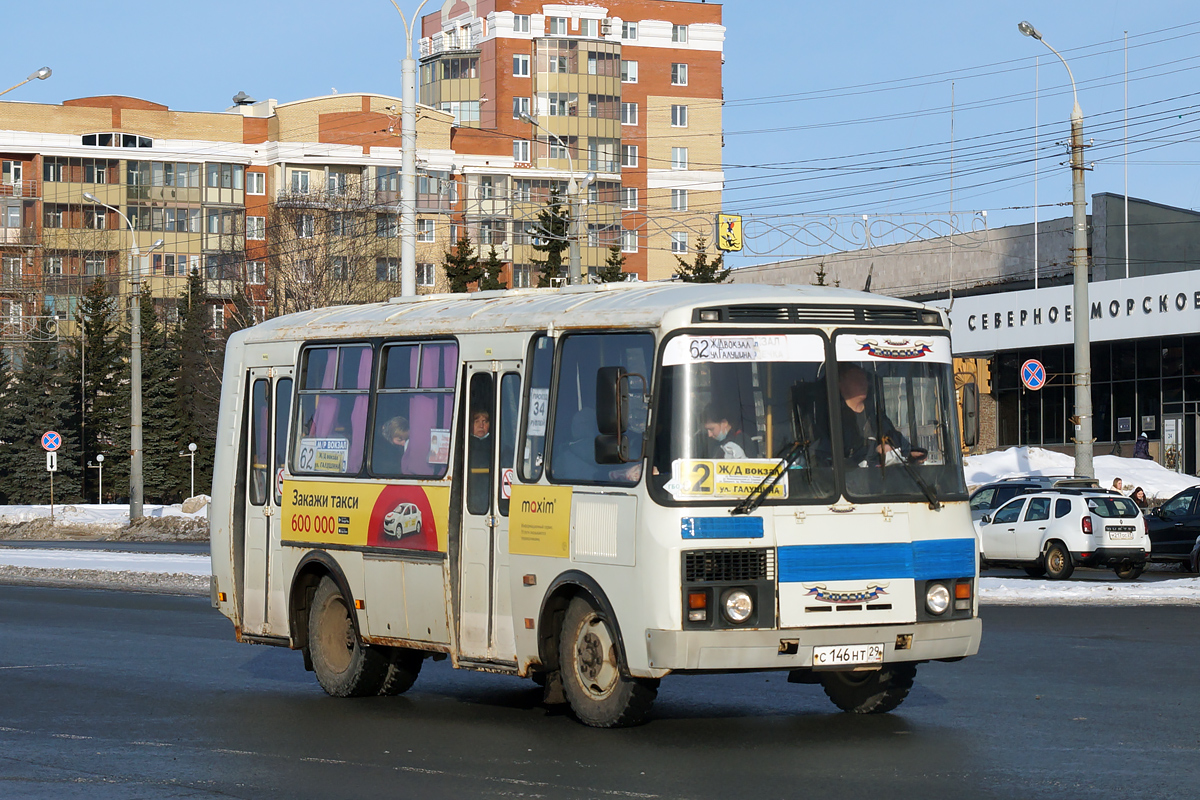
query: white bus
[{"left": 210, "top": 282, "right": 981, "bottom": 727}]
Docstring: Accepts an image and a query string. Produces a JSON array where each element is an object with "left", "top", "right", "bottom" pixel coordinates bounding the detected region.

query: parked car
[
  {"left": 1189, "top": 535, "right": 1200, "bottom": 574},
  {"left": 1145, "top": 486, "right": 1200, "bottom": 567},
  {"left": 968, "top": 475, "right": 1098, "bottom": 523},
  {"left": 974, "top": 488, "right": 1149, "bottom": 580},
  {"left": 383, "top": 502, "right": 423, "bottom": 538}
]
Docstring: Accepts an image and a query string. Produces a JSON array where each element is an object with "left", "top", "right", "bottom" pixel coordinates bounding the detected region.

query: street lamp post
[
  {"left": 88, "top": 454, "right": 104, "bottom": 504},
  {"left": 390, "top": 0, "right": 431, "bottom": 298},
  {"left": 82, "top": 191, "right": 164, "bottom": 520},
  {"left": 1018, "top": 21, "right": 1093, "bottom": 478},
  {"left": 180, "top": 442, "right": 197, "bottom": 498},
  {"left": 0, "top": 67, "right": 51, "bottom": 99},
  {"left": 519, "top": 112, "right": 595, "bottom": 285}
]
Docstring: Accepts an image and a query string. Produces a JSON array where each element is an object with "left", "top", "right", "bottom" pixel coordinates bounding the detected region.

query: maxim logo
[
  {"left": 520, "top": 499, "right": 556, "bottom": 514},
  {"left": 804, "top": 583, "right": 889, "bottom": 604},
  {"left": 856, "top": 337, "right": 932, "bottom": 360}
]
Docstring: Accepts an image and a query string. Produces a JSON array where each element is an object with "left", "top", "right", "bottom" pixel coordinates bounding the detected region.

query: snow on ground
[
  {"left": 0, "top": 498, "right": 209, "bottom": 528},
  {"left": 979, "top": 575, "right": 1200, "bottom": 605},
  {"left": 0, "top": 548, "right": 209, "bottom": 576},
  {"left": 964, "top": 446, "right": 1200, "bottom": 501}
]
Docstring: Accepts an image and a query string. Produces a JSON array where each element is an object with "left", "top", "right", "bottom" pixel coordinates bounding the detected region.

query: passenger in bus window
[
  {"left": 375, "top": 415, "right": 410, "bottom": 474},
  {"left": 703, "top": 403, "right": 752, "bottom": 460},
  {"left": 838, "top": 365, "right": 925, "bottom": 467},
  {"left": 468, "top": 410, "right": 492, "bottom": 511}
]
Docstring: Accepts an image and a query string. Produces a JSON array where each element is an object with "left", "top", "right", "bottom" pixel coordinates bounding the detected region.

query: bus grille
[{"left": 683, "top": 548, "right": 774, "bottom": 582}]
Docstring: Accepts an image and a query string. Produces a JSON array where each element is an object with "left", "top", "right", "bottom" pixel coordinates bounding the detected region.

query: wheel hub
[{"left": 574, "top": 615, "right": 618, "bottom": 699}]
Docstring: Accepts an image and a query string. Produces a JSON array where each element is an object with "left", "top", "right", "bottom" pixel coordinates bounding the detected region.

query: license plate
[
  {"left": 1107, "top": 528, "right": 1135, "bottom": 540},
  {"left": 812, "top": 643, "right": 885, "bottom": 667}
]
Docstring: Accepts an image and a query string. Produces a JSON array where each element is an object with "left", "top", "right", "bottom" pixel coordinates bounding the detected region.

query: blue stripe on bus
[
  {"left": 681, "top": 516, "right": 764, "bottom": 539},
  {"left": 778, "top": 538, "right": 975, "bottom": 583}
]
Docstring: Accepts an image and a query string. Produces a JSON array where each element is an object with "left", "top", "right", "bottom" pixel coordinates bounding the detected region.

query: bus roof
[{"left": 237, "top": 282, "right": 935, "bottom": 344}]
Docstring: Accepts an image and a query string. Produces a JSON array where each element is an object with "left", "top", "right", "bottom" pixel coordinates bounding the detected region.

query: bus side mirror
[{"left": 595, "top": 367, "right": 646, "bottom": 465}]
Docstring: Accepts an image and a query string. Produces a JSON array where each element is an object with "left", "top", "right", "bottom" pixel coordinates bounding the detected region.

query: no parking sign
[{"left": 1020, "top": 359, "right": 1046, "bottom": 391}]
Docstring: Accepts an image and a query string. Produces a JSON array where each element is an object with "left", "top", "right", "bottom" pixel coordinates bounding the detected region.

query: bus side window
[
  {"left": 292, "top": 344, "right": 372, "bottom": 476},
  {"left": 273, "top": 378, "right": 292, "bottom": 505},
  {"left": 249, "top": 378, "right": 270, "bottom": 506},
  {"left": 372, "top": 341, "right": 457, "bottom": 478},
  {"left": 498, "top": 371, "right": 520, "bottom": 515},
  {"left": 519, "top": 335, "right": 554, "bottom": 482}
]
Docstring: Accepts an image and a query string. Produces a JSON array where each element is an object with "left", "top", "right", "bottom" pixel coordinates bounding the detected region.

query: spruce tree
[
  {"left": 175, "top": 270, "right": 219, "bottom": 495},
  {"left": 673, "top": 237, "right": 730, "bottom": 284},
  {"left": 0, "top": 349, "right": 14, "bottom": 503},
  {"left": 70, "top": 277, "right": 127, "bottom": 502},
  {"left": 0, "top": 333, "right": 82, "bottom": 503},
  {"left": 478, "top": 246, "right": 508, "bottom": 291},
  {"left": 531, "top": 189, "right": 569, "bottom": 287},
  {"left": 138, "top": 289, "right": 183, "bottom": 503},
  {"left": 442, "top": 232, "right": 483, "bottom": 293},
  {"left": 595, "top": 244, "right": 627, "bottom": 283}
]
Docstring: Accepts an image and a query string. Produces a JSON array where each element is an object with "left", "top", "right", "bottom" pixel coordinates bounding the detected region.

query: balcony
[
  {"left": 0, "top": 180, "right": 39, "bottom": 199},
  {"left": 0, "top": 227, "right": 38, "bottom": 246},
  {"left": 276, "top": 185, "right": 373, "bottom": 210},
  {"left": 420, "top": 30, "right": 480, "bottom": 59}
]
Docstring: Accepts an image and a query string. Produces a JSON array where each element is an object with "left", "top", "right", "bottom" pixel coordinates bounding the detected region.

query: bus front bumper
[{"left": 640, "top": 617, "right": 981, "bottom": 676}]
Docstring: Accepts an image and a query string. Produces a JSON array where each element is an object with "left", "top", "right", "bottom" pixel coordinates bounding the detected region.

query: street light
[
  {"left": 82, "top": 191, "right": 165, "bottom": 520},
  {"left": 180, "top": 442, "right": 197, "bottom": 498},
  {"left": 1018, "top": 20, "right": 1094, "bottom": 478},
  {"left": 88, "top": 454, "right": 104, "bottom": 504},
  {"left": 519, "top": 112, "right": 596, "bottom": 285},
  {"left": 0, "top": 67, "right": 52, "bottom": 99},
  {"left": 390, "top": 0, "right": 431, "bottom": 297}
]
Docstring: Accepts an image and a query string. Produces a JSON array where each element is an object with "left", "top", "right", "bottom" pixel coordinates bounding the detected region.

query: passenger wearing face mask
[{"left": 703, "top": 403, "right": 752, "bottom": 460}]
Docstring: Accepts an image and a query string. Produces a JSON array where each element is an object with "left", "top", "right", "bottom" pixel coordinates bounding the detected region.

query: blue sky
[{"left": 8, "top": 0, "right": 1200, "bottom": 266}]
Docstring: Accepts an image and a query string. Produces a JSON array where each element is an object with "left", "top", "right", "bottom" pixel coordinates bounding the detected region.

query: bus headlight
[
  {"left": 722, "top": 589, "right": 753, "bottom": 623},
  {"left": 925, "top": 583, "right": 951, "bottom": 615}
]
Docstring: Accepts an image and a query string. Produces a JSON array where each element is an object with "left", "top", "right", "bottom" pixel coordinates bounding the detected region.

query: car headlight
[
  {"left": 925, "top": 583, "right": 951, "bottom": 615},
  {"left": 722, "top": 589, "right": 753, "bottom": 623}
]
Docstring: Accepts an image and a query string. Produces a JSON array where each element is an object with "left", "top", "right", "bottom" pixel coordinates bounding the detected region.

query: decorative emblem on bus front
[
  {"left": 804, "top": 583, "right": 889, "bottom": 604},
  {"left": 855, "top": 337, "right": 933, "bottom": 360}
]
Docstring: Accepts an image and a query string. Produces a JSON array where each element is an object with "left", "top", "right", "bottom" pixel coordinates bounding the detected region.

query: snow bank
[
  {"left": 0, "top": 498, "right": 209, "bottom": 528},
  {"left": 964, "top": 446, "right": 1200, "bottom": 501},
  {"left": 980, "top": 575, "right": 1200, "bottom": 605},
  {"left": 0, "top": 548, "right": 210, "bottom": 575}
]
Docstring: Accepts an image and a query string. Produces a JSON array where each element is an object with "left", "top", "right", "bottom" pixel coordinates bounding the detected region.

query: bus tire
[
  {"left": 1044, "top": 542, "right": 1074, "bottom": 580},
  {"left": 378, "top": 648, "right": 423, "bottom": 696},
  {"left": 559, "top": 596, "right": 657, "bottom": 728},
  {"left": 308, "top": 577, "right": 388, "bottom": 697},
  {"left": 820, "top": 662, "right": 917, "bottom": 714}
]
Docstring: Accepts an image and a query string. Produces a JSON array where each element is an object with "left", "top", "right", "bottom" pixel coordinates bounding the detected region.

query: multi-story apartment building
[
  {"left": 420, "top": 0, "right": 724, "bottom": 282},
  {"left": 0, "top": 92, "right": 458, "bottom": 356}
]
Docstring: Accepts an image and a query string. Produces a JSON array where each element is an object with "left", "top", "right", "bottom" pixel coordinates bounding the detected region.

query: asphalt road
[{"left": 0, "top": 586, "right": 1195, "bottom": 799}]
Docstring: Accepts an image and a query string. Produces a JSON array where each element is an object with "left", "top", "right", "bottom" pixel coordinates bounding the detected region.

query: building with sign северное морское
[{"left": 730, "top": 193, "right": 1200, "bottom": 475}]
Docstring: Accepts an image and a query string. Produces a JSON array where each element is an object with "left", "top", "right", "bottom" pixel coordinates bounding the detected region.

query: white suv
[{"left": 974, "top": 489, "right": 1150, "bottom": 580}]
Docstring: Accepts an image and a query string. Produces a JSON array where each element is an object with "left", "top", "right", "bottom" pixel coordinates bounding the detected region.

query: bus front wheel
[
  {"left": 308, "top": 577, "right": 389, "bottom": 697},
  {"left": 820, "top": 662, "right": 917, "bottom": 714},
  {"left": 559, "top": 596, "right": 658, "bottom": 728}
]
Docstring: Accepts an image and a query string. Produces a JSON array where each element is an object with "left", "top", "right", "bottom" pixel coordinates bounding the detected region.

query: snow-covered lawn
[
  {"left": 0, "top": 499, "right": 208, "bottom": 528},
  {"left": 964, "top": 446, "right": 1200, "bottom": 501}
]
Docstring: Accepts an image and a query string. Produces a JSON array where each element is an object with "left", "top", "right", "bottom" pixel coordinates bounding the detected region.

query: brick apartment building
[{"left": 420, "top": 0, "right": 725, "bottom": 283}]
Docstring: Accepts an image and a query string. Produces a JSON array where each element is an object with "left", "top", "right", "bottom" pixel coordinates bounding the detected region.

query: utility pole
[{"left": 391, "top": 0, "right": 430, "bottom": 297}]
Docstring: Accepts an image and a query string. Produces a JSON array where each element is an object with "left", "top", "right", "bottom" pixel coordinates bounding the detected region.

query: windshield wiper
[
  {"left": 732, "top": 403, "right": 813, "bottom": 516},
  {"left": 882, "top": 435, "right": 942, "bottom": 511}
]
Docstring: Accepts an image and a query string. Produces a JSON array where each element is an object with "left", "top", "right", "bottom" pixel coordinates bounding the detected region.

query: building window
[
  {"left": 211, "top": 305, "right": 225, "bottom": 331},
  {"left": 671, "top": 189, "right": 688, "bottom": 211},
  {"left": 417, "top": 262, "right": 435, "bottom": 287},
  {"left": 672, "top": 63, "right": 688, "bottom": 86},
  {"left": 620, "top": 187, "right": 638, "bottom": 209},
  {"left": 85, "top": 257, "right": 106, "bottom": 276},
  {"left": 549, "top": 16, "right": 568, "bottom": 35},
  {"left": 513, "top": 54, "right": 530, "bottom": 77},
  {"left": 513, "top": 96, "right": 530, "bottom": 119},
  {"left": 44, "top": 256, "right": 63, "bottom": 275},
  {"left": 621, "top": 229, "right": 637, "bottom": 253},
  {"left": 513, "top": 139, "right": 531, "bottom": 164},
  {"left": 620, "top": 60, "right": 638, "bottom": 83},
  {"left": 578, "top": 19, "right": 597, "bottom": 37},
  {"left": 513, "top": 264, "right": 532, "bottom": 288},
  {"left": 671, "top": 147, "right": 689, "bottom": 170},
  {"left": 670, "top": 231, "right": 688, "bottom": 253},
  {"left": 43, "top": 160, "right": 64, "bottom": 182},
  {"left": 44, "top": 206, "right": 64, "bottom": 228},
  {"left": 247, "top": 261, "right": 265, "bottom": 285},
  {"left": 671, "top": 105, "right": 688, "bottom": 128},
  {"left": 621, "top": 145, "right": 638, "bottom": 168},
  {"left": 5, "top": 206, "right": 20, "bottom": 227},
  {"left": 246, "top": 216, "right": 265, "bottom": 240},
  {"left": 291, "top": 170, "right": 310, "bottom": 194},
  {"left": 513, "top": 13, "right": 530, "bottom": 33},
  {"left": 297, "top": 214, "right": 315, "bottom": 238},
  {"left": 672, "top": 24, "right": 688, "bottom": 43},
  {"left": 247, "top": 172, "right": 265, "bottom": 195},
  {"left": 417, "top": 219, "right": 435, "bottom": 242},
  {"left": 376, "top": 215, "right": 399, "bottom": 238},
  {"left": 376, "top": 258, "right": 399, "bottom": 282},
  {"left": 621, "top": 102, "right": 638, "bottom": 125},
  {"left": 85, "top": 208, "right": 106, "bottom": 230},
  {"left": 621, "top": 21, "right": 638, "bottom": 40}
]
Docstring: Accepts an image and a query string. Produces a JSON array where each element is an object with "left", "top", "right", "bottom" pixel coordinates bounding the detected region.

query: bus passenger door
[
  {"left": 242, "top": 366, "right": 293, "bottom": 637},
  {"left": 459, "top": 362, "right": 520, "bottom": 664}
]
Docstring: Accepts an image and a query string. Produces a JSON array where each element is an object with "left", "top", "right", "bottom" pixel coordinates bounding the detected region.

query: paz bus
[{"left": 209, "top": 282, "right": 981, "bottom": 727}]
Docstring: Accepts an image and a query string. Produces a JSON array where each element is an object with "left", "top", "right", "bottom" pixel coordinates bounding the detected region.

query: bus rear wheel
[
  {"left": 308, "top": 577, "right": 389, "bottom": 697},
  {"left": 378, "top": 648, "right": 423, "bottom": 696},
  {"left": 820, "top": 662, "right": 917, "bottom": 714},
  {"left": 559, "top": 596, "right": 657, "bottom": 728}
]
